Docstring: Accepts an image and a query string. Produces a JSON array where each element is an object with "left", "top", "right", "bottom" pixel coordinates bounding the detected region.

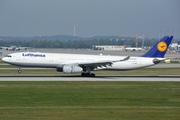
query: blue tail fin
[{"left": 140, "top": 36, "right": 173, "bottom": 58}]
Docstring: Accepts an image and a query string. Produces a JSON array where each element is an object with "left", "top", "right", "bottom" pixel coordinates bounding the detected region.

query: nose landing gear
[{"left": 18, "top": 67, "right": 22, "bottom": 73}]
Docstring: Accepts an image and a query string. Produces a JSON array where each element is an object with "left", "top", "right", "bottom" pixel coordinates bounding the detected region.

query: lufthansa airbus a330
[{"left": 2, "top": 36, "right": 173, "bottom": 77}]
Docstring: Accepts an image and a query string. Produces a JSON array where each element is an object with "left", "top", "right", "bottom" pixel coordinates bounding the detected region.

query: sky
[{"left": 0, "top": 0, "right": 180, "bottom": 39}]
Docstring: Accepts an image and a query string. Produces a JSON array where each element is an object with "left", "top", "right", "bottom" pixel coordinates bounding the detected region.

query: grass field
[
  {"left": 0, "top": 81, "right": 180, "bottom": 120},
  {"left": 0, "top": 60, "right": 180, "bottom": 119}
]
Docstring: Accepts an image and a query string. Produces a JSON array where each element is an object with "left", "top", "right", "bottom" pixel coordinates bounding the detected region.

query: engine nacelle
[{"left": 63, "top": 65, "right": 82, "bottom": 73}]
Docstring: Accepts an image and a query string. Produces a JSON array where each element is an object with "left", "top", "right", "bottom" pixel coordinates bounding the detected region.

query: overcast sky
[{"left": 0, "top": 0, "right": 180, "bottom": 38}]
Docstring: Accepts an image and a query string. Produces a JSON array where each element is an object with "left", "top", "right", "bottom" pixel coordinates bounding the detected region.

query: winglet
[
  {"left": 120, "top": 56, "right": 130, "bottom": 61},
  {"left": 140, "top": 36, "right": 173, "bottom": 58}
]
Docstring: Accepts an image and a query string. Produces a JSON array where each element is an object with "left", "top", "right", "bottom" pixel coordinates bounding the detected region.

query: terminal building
[
  {"left": 169, "top": 43, "right": 180, "bottom": 52},
  {"left": 93, "top": 43, "right": 180, "bottom": 52},
  {"left": 93, "top": 45, "right": 124, "bottom": 51}
]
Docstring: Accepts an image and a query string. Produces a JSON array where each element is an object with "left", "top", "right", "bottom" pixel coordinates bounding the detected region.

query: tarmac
[{"left": 0, "top": 75, "right": 180, "bottom": 81}]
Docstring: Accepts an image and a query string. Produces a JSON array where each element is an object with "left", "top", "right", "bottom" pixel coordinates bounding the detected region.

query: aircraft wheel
[
  {"left": 81, "top": 73, "right": 86, "bottom": 77},
  {"left": 18, "top": 70, "right": 22, "bottom": 73},
  {"left": 81, "top": 73, "right": 95, "bottom": 77},
  {"left": 86, "top": 73, "right": 91, "bottom": 77},
  {"left": 91, "top": 73, "right": 95, "bottom": 77}
]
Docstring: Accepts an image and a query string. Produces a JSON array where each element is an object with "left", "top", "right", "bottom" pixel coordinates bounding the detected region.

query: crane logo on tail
[{"left": 157, "top": 42, "right": 167, "bottom": 52}]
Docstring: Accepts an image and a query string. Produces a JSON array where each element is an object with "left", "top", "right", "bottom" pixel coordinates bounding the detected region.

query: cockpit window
[{"left": 6, "top": 55, "right": 12, "bottom": 57}]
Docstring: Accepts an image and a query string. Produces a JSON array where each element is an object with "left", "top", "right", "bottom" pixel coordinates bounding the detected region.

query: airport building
[
  {"left": 93, "top": 42, "right": 180, "bottom": 52},
  {"left": 169, "top": 43, "right": 180, "bottom": 51},
  {"left": 93, "top": 45, "right": 124, "bottom": 51}
]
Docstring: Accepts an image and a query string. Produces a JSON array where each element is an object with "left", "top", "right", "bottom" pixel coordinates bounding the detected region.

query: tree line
[{"left": 0, "top": 39, "right": 161, "bottom": 49}]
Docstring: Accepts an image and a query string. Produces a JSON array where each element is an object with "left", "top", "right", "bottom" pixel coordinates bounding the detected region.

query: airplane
[
  {"left": 2, "top": 36, "right": 173, "bottom": 77},
  {"left": 124, "top": 45, "right": 145, "bottom": 51},
  {"left": 0, "top": 45, "right": 29, "bottom": 51}
]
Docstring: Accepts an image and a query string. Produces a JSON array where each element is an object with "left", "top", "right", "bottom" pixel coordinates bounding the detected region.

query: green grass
[
  {"left": 171, "top": 61, "right": 180, "bottom": 63},
  {"left": 1, "top": 108, "right": 179, "bottom": 120},
  {"left": 0, "top": 81, "right": 180, "bottom": 119},
  {"left": 0, "top": 65, "right": 20, "bottom": 68},
  {"left": 0, "top": 60, "right": 5, "bottom": 64}
]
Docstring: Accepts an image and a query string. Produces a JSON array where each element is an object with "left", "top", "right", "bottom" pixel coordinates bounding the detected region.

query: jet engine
[{"left": 62, "top": 64, "right": 82, "bottom": 73}]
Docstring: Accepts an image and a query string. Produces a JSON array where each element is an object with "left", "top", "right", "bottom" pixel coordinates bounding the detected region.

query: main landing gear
[
  {"left": 81, "top": 67, "right": 95, "bottom": 77},
  {"left": 81, "top": 72, "right": 95, "bottom": 77},
  {"left": 18, "top": 66, "right": 22, "bottom": 73}
]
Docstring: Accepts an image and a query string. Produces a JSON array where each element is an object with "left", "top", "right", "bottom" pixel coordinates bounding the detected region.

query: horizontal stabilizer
[{"left": 153, "top": 58, "right": 167, "bottom": 64}]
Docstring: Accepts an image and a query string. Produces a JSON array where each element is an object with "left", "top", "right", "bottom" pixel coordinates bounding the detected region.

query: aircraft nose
[{"left": 2, "top": 57, "right": 7, "bottom": 62}]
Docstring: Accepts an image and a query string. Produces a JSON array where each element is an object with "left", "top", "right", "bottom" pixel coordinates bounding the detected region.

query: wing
[{"left": 78, "top": 56, "right": 130, "bottom": 68}]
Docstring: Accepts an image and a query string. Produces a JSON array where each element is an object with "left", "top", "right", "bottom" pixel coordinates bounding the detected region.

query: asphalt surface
[{"left": 0, "top": 75, "right": 180, "bottom": 81}]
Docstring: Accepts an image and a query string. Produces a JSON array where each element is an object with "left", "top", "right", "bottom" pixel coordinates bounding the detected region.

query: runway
[{"left": 0, "top": 75, "right": 180, "bottom": 81}]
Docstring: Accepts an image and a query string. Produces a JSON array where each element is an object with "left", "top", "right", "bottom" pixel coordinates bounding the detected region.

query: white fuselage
[{"left": 2, "top": 52, "right": 156, "bottom": 71}]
